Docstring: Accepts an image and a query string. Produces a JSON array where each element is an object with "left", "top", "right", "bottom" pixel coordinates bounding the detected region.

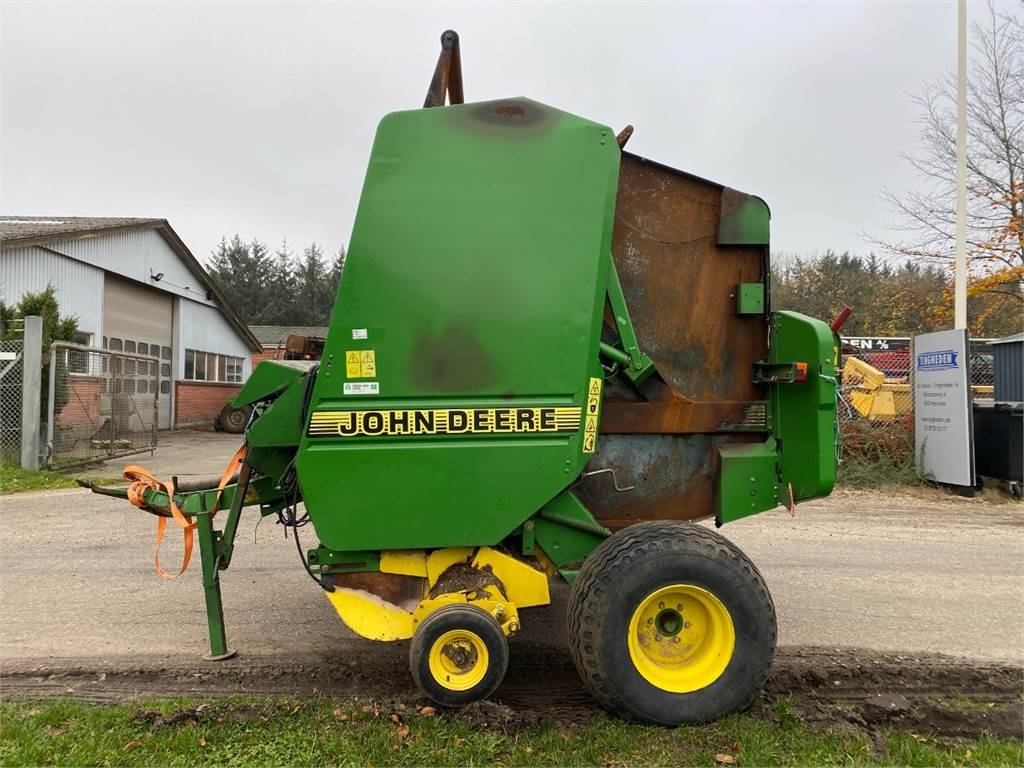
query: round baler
[{"left": 86, "top": 32, "right": 840, "bottom": 725}]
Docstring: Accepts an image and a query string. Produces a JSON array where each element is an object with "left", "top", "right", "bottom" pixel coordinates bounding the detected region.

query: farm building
[{"left": 0, "top": 216, "right": 261, "bottom": 429}]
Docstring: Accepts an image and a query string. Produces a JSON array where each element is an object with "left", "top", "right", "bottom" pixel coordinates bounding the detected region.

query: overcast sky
[{"left": 1, "top": 1, "right": 1015, "bottom": 263}]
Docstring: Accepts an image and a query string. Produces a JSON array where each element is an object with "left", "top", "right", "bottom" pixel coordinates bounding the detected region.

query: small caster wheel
[{"left": 409, "top": 603, "right": 508, "bottom": 708}]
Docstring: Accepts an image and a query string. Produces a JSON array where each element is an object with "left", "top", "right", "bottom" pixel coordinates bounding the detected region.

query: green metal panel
[
  {"left": 717, "top": 190, "right": 770, "bottom": 246},
  {"left": 715, "top": 439, "right": 781, "bottom": 524},
  {"left": 769, "top": 311, "right": 838, "bottom": 500},
  {"left": 233, "top": 360, "right": 314, "bottom": 407},
  {"left": 736, "top": 283, "right": 765, "bottom": 315},
  {"left": 296, "top": 98, "right": 620, "bottom": 551},
  {"left": 245, "top": 376, "right": 308, "bottom": 448}
]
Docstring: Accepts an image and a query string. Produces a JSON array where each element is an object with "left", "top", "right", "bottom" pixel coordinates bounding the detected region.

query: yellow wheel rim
[
  {"left": 627, "top": 584, "right": 735, "bottom": 693},
  {"left": 427, "top": 629, "right": 489, "bottom": 691}
]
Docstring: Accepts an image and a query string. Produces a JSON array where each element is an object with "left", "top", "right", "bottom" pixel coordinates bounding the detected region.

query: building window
[{"left": 183, "top": 349, "right": 244, "bottom": 383}]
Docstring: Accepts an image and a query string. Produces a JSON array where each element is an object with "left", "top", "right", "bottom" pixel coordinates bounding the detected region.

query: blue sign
[{"left": 916, "top": 350, "right": 959, "bottom": 372}]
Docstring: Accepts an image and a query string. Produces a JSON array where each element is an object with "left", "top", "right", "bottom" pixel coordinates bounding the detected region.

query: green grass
[
  {"left": 0, "top": 464, "right": 79, "bottom": 494},
  {"left": 1, "top": 697, "right": 1020, "bottom": 767},
  {"left": 0, "top": 464, "right": 121, "bottom": 494}
]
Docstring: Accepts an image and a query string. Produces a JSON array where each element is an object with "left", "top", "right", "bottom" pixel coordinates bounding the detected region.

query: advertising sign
[{"left": 913, "top": 329, "right": 974, "bottom": 486}]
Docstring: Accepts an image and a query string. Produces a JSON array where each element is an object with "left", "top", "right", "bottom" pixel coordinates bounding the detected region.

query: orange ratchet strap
[{"left": 124, "top": 444, "right": 247, "bottom": 580}]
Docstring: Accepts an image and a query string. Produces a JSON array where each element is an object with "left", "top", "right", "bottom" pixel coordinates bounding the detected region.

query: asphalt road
[{"left": 2, "top": 478, "right": 1021, "bottom": 676}]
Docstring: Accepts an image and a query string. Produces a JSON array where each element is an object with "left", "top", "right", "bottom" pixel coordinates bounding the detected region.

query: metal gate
[
  {"left": 0, "top": 338, "right": 24, "bottom": 464},
  {"left": 46, "top": 342, "right": 158, "bottom": 469}
]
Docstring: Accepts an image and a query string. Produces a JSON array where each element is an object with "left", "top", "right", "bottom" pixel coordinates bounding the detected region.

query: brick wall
[
  {"left": 174, "top": 381, "right": 242, "bottom": 429},
  {"left": 251, "top": 348, "right": 281, "bottom": 368},
  {"left": 59, "top": 376, "right": 103, "bottom": 426}
]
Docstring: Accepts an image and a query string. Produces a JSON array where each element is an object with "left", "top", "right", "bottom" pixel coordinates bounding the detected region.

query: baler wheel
[
  {"left": 409, "top": 603, "right": 509, "bottom": 708},
  {"left": 567, "top": 521, "right": 776, "bottom": 725}
]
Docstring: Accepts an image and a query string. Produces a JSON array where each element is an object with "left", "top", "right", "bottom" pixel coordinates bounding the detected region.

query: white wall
[
  {"left": 177, "top": 297, "right": 253, "bottom": 380},
  {"left": 1, "top": 246, "right": 104, "bottom": 341},
  {"left": 44, "top": 229, "right": 220, "bottom": 310}
]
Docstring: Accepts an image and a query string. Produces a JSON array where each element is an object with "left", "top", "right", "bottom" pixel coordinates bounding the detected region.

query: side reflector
[{"left": 795, "top": 362, "right": 808, "bottom": 382}]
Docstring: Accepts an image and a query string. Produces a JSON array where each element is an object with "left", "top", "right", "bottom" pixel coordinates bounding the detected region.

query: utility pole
[{"left": 954, "top": 0, "right": 968, "bottom": 329}]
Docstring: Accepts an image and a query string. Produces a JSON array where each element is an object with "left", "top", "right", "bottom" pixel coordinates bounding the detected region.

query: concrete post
[{"left": 20, "top": 315, "right": 42, "bottom": 470}]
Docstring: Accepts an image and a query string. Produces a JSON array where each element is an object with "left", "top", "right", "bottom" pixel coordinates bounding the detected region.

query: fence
[
  {"left": 838, "top": 340, "right": 996, "bottom": 444},
  {"left": 0, "top": 338, "right": 25, "bottom": 464},
  {"left": 46, "top": 342, "right": 159, "bottom": 470}
]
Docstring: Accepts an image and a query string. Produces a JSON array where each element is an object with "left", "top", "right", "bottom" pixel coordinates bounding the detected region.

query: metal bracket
[
  {"left": 753, "top": 361, "right": 800, "bottom": 384},
  {"left": 603, "top": 259, "right": 656, "bottom": 386},
  {"left": 580, "top": 467, "right": 635, "bottom": 492}
]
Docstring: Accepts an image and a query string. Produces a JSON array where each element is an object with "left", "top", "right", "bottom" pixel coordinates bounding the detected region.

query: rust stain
[{"left": 611, "top": 153, "right": 768, "bottom": 403}]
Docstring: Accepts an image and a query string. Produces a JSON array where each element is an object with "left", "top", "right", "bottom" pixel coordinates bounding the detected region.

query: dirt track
[{"left": 2, "top": 478, "right": 1022, "bottom": 737}]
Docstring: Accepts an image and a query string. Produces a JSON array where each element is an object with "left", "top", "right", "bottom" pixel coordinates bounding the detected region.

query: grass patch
[
  {"left": 1, "top": 696, "right": 1021, "bottom": 767},
  {"left": 0, "top": 464, "right": 120, "bottom": 495},
  {"left": 0, "top": 465, "right": 79, "bottom": 494}
]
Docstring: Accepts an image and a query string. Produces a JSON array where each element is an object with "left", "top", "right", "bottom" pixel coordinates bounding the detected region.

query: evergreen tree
[
  {"left": 294, "top": 243, "right": 331, "bottom": 325},
  {"left": 262, "top": 239, "right": 297, "bottom": 325}
]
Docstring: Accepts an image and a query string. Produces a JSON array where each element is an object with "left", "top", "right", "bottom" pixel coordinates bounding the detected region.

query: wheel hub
[
  {"left": 428, "top": 629, "right": 489, "bottom": 691},
  {"left": 628, "top": 584, "right": 735, "bottom": 693}
]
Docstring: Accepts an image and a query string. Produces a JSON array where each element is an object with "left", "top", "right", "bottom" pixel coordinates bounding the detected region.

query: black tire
[
  {"left": 567, "top": 521, "right": 776, "bottom": 725},
  {"left": 215, "top": 403, "right": 251, "bottom": 434},
  {"left": 409, "top": 603, "right": 509, "bottom": 708}
]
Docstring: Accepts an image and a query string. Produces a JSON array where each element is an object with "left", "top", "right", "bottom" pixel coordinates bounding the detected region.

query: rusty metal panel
[
  {"left": 611, "top": 153, "right": 768, "bottom": 403},
  {"left": 575, "top": 434, "right": 766, "bottom": 528}
]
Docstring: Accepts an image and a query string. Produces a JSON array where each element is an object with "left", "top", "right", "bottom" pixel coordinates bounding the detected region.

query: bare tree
[{"left": 875, "top": 1, "right": 1023, "bottom": 332}]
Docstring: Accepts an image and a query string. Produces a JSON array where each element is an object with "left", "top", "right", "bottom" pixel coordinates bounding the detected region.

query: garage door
[{"left": 103, "top": 275, "right": 173, "bottom": 429}]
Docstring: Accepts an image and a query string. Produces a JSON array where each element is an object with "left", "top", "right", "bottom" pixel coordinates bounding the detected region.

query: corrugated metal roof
[
  {"left": 249, "top": 325, "right": 329, "bottom": 346},
  {"left": 0, "top": 216, "right": 162, "bottom": 245},
  {"left": 0, "top": 215, "right": 260, "bottom": 352},
  {"left": 991, "top": 332, "right": 1024, "bottom": 346}
]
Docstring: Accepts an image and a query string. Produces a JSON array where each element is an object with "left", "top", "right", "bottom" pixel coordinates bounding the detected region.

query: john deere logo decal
[{"left": 308, "top": 407, "right": 582, "bottom": 438}]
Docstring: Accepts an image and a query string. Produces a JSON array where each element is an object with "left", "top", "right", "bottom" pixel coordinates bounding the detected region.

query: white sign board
[{"left": 913, "top": 329, "right": 974, "bottom": 486}]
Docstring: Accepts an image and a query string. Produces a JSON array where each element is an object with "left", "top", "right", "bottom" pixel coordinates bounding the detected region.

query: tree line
[
  {"left": 203, "top": 236, "right": 1017, "bottom": 337},
  {"left": 206, "top": 236, "right": 346, "bottom": 327},
  {"left": 771, "top": 251, "right": 1018, "bottom": 338}
]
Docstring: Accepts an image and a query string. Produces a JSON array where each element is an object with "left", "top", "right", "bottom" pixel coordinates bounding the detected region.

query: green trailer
[{"left": 86, "top": 31, "right": 842, "bottom": 725}]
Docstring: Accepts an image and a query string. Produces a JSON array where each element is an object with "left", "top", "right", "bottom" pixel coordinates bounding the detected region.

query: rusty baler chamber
[{"left": 86, "top": 31, "right": 840, "bottom": 726}]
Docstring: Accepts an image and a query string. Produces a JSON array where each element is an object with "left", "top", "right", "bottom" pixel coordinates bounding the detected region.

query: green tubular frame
[
  {"left": 602, "top": 261, "right": 656, "bottom": 385},
  {"left": 84, "top": 466, "right": 289, "bottom": 659}
]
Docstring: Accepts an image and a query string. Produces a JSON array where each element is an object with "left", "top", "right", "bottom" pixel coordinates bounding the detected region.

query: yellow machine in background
[{"left": 843, "top": 357, "right": 992, "bottom": 421}]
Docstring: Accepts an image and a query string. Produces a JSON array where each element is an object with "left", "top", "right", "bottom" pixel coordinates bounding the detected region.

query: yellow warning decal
[
  {"left": 345, "top": 349, "right": 376, "bottom": 378},
  {"left": 582, "top": 376, "right": 602, "bottom": 454},
  {"left": 309, "top": 407, "right": 582, "bottom": 438}
]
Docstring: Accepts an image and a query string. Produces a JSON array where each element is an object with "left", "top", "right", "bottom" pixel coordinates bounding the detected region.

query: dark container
[
  {"left": 973, "top": 401, "right": 1023, "bottom": 482},
  {"left": 991, "top": 333, "right": 1023, "bottom": 402}
]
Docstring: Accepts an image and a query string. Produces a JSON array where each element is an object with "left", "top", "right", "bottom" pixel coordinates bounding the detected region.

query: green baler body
[
  {"left": 236, "top": 97, "right": 839, "bottom": 557},
  {"left": 298, "top": 99, "right": 618, "bottom": 551}
]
